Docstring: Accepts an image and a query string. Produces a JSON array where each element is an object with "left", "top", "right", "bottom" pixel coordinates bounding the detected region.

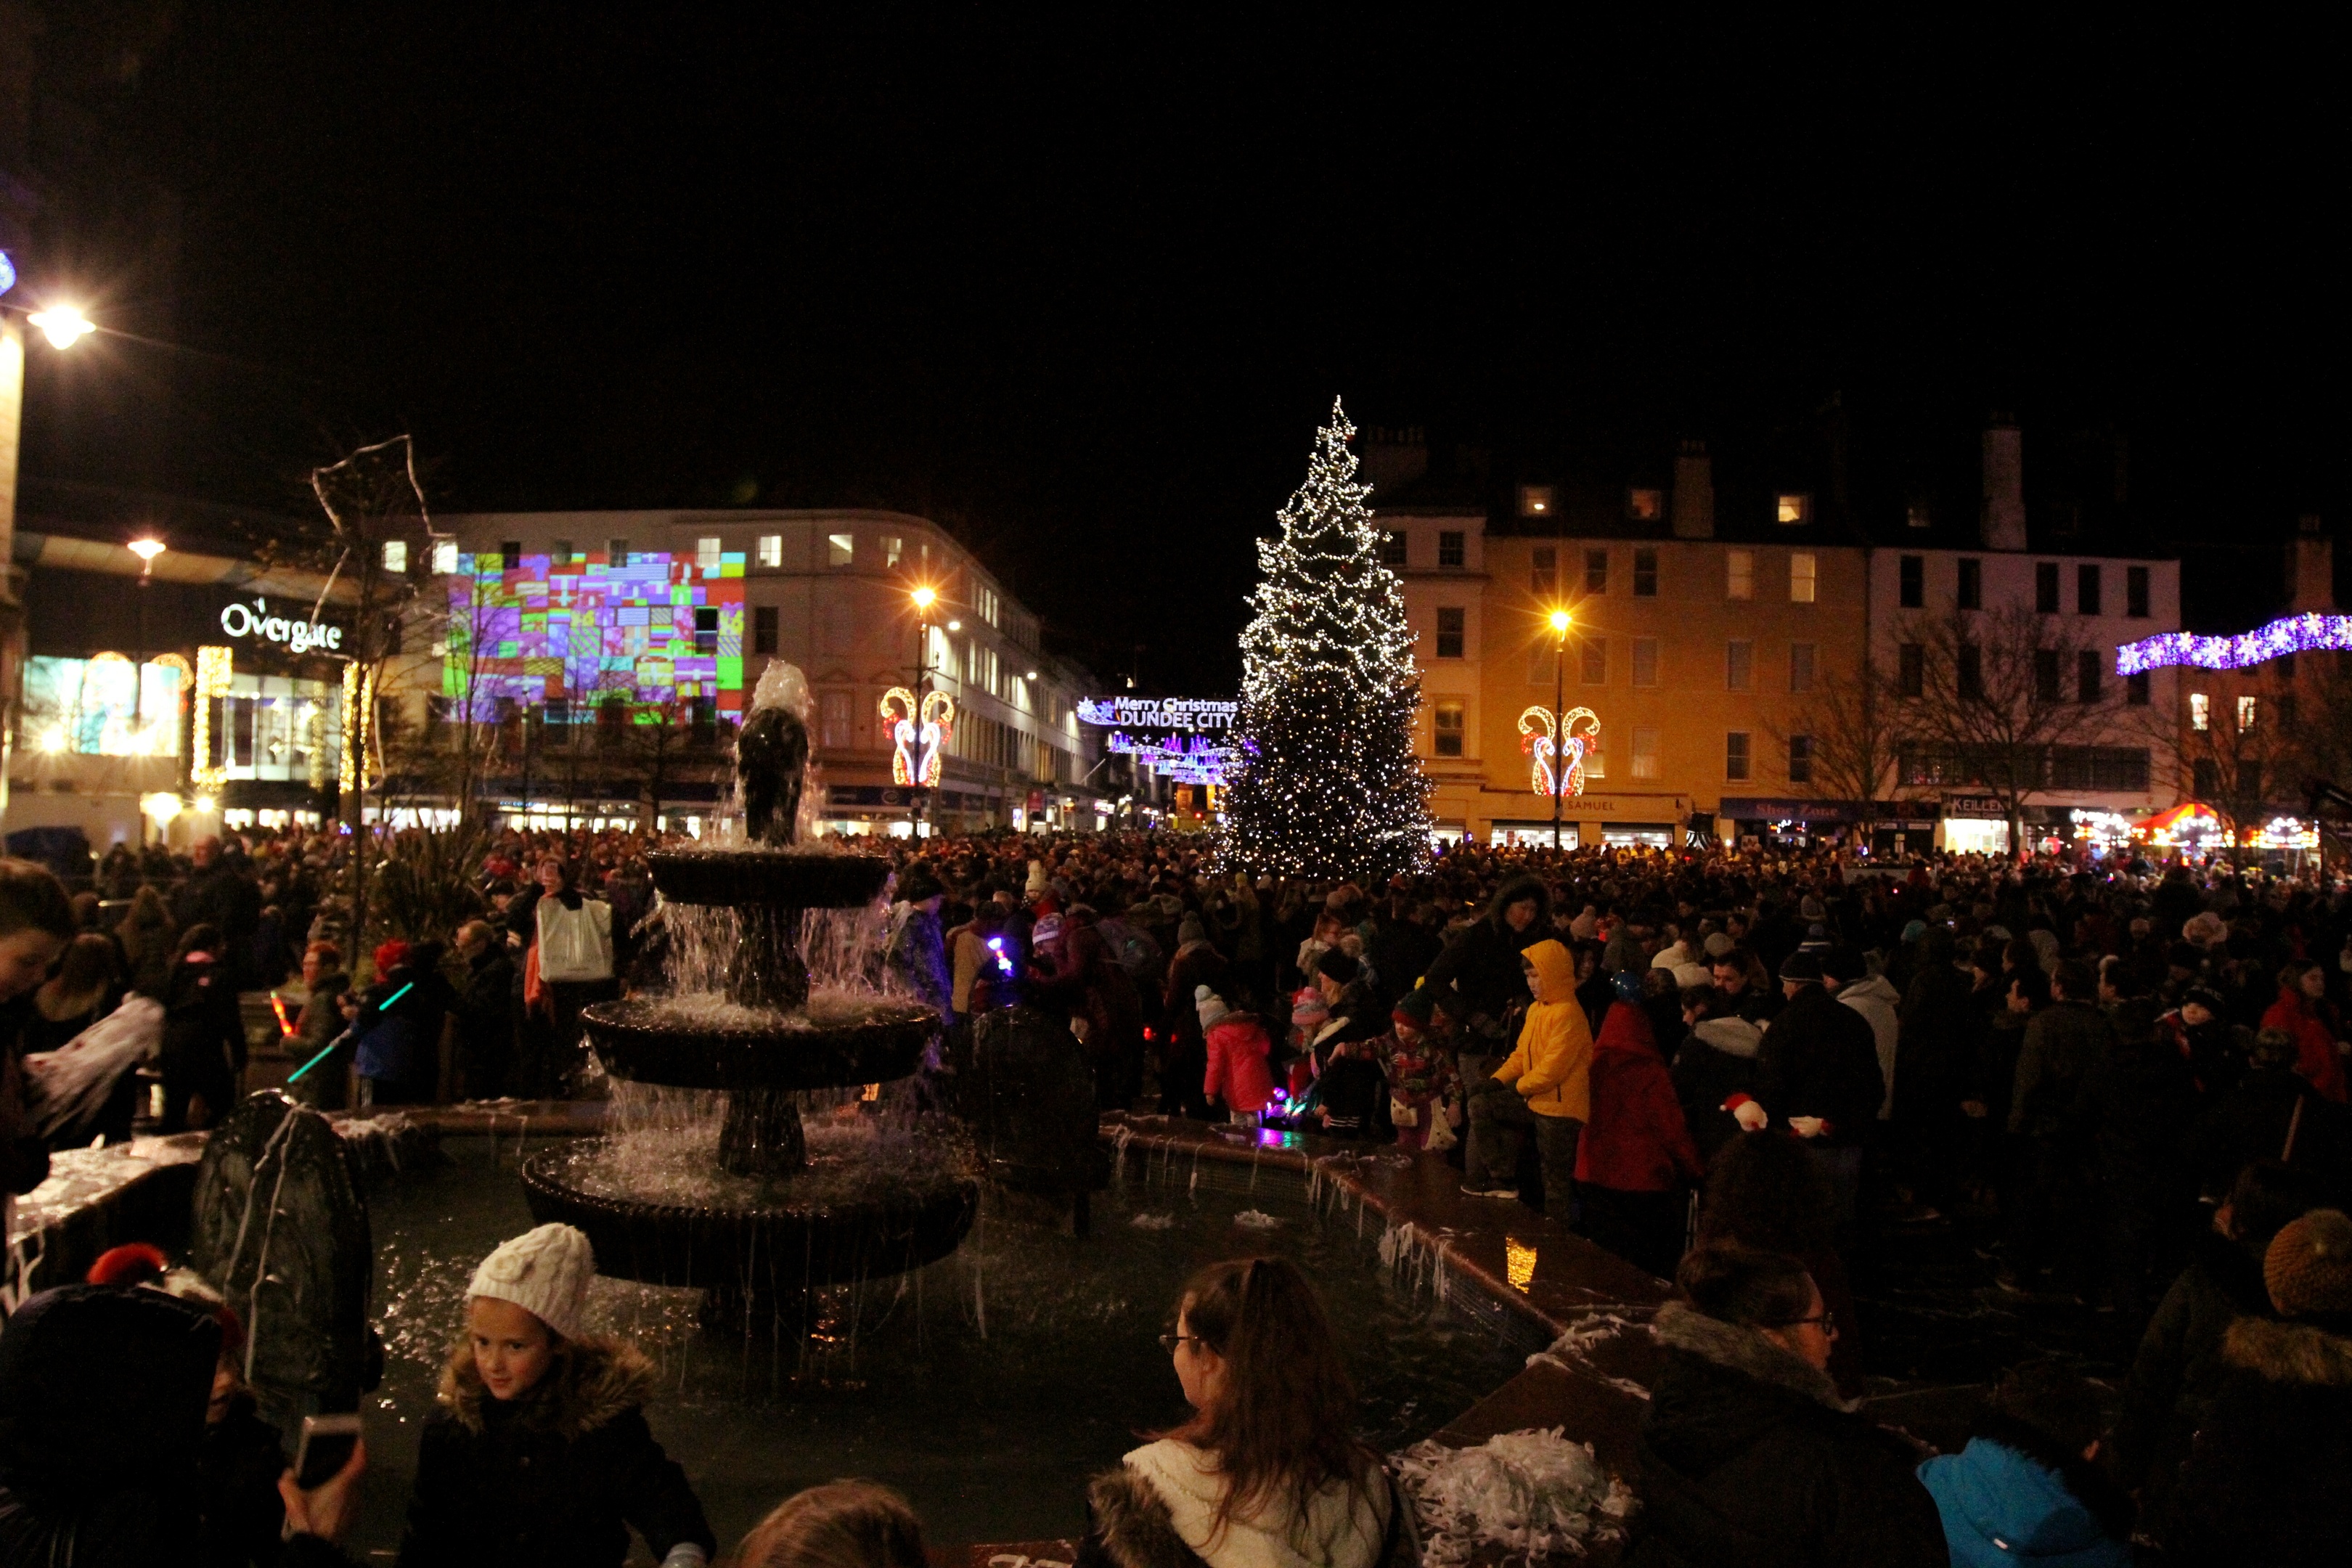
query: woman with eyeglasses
[
  {"left": 1626, "top": 1244, "right": 1945, "bottom": 1568},
  {"left": 1079, "top": 1257, "right": 1418, "bottom": 1568}
]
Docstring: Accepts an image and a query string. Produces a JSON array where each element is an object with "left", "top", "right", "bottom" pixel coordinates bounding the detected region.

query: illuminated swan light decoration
[
  {"left": 880, "top": 687, "right": 956, "bottom": 788},
  {"left": 1519, "top": 705, "right": 1601, "bottom": 797}
]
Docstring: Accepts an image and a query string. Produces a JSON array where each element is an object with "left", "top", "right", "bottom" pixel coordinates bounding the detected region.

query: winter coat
[
  {"left": 2110, "top": 1228, "right": 2276, "bottom": 1499},
  {"left": 1576, "top": 1002, "right": 1703, "bottom": 1193},
  {"left": 1917, "top": 1420, "right": 2133, "bottom": 1568},
  {"left": 1204, "top": 1013, "right": 1276, "bottom": 1114},
  {"left": 2009, "top": 1000, "right": 2113, "bottom": 1140},
  {"left": 885, "top": 904, "right": 952, "bottom": 1014},
  {"left": 1165, "top": 942, "right": 1231, "bottom": 1060},
  {"left": 1034, "top": 920, "right": 1146, "bottom": 1070},
  {"left": 351, "top": 961, "right": 449, "bottom": 1090},
  {"left": 397, "top": 1337, "right": 715, "bottom": 1568},
  {"left": 1079, "top": 1440, "right": 1418, "bottom": 1568},
  {"left": 454, "top": 946, "right": 516, "bottom": 1074},
  {"left": 1422, "top": 878, "right": 1548, "bottom": 1045},
  {"left": 199, "top": 1392, "right": 290, "bottom": 1568},
  {"left": 2260, "top": 985, "right": 2349, "bottom": 1102},
  {"left": 1736, "top": 984, "right": 1882, "bottom": 1144},
  {"left": 1373, "top": 1029, "right": 1459, "bottom": 1151},
  {"left": 160, "top": 953, "right": 245, "bottom": 1110},
  {"left": 1627, "top": 1302, "right": 1946, "bottom": 1568},
  {"left": 1672, "top": 1016, "right": 1762, "bottom": 1159},
  {"left": 1835, "top": 973, "right": 1901, "bottom": 1120},
  {"left": 1491, "top": 941, "right": 1592, "bottom": 1122},
  {"left": 2068, "top": 1030, "right": 2198, "bottom": 1202},
  {"left": 2165, "top": 1312, "right": 2352, "bottom": 1567},
  {"left": 1895, "top": 957, "right": 1975, "bottom": 1124}
]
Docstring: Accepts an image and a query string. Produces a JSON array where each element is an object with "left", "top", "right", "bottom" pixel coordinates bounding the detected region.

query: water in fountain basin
[{"left": 581, "top": 1082, "right": 971, "bottom": 1212}]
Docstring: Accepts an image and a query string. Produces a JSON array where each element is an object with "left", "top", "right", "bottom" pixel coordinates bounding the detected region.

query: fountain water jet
[{"left": 520, "top": 661, "right": 978, "bottom": 1319}]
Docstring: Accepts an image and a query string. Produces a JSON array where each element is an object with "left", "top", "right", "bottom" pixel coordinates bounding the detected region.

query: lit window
[
  {"left": 1776, "top": 494, "right": 1809, "bottom": 526},
  {"left": 431, "top": 541, "right": 460, "bottom": 575},
  {"left": 1790, "top": 642, "right": 1816, "bottom": 693},
  {"left": 1583, "top": 737, "right": 1605, "bottom": 778},
  {"left": 1788, "top": 735, "right": 1813, "bottom": 784},
  {"left": 1436, "top": 606, "right": 1466, "bottom": 659},
  {"left": 824, "top": 534, "right": 852, "bottom": 568},
  {"left": 1726, "top": 549, "right": 1753, "bottom": 601},
  {"left": 551, "top": 539, "right": 574, "bottom": 565},
  {"left": 820, "top": 690, "right": 853, "bottom": 748},
  {"left": 1434, "top": 700, "right": 1465, "bottom": 757},
  {"left": 1726, "top": 640, "right": 1753, "bottom": 691},
  {"left": 1517, "top": 486, "right": 1553, "bottom": 518},
  {"left": 1906, "top": 501, "right": 1932, "bottom": 529},
  {"left": 1630, "top": 726, "right": 1660, "bottom": 780},
  {"left": 883, "top": 536, "right": 904, "bottom": 567},
  {"left": 1439, "top": 531, "right": 1466, "bottom": 568},
  {"left": 2238, "top": 695, "right": 2258, "bottom": 729},
  {"left": 1726, "top": 731, "right": 1752, "bottom": 781},
  {"left": 382, "top": 540, "right": 409, "bottom": 573},
  {"left": 1628, "top": 488, "right": 1664, "bottom": 522},
  {"left": 1633, "top": 549, "right": 1658, "bottom": 597},
  {"left": 2190, "top": 693, "right": 2209, "bottom": 732},
  {"left": 1380, "top": 531, "right": 1408, "bottom": 566},
  {"left": 1633, "top": 637, "right": 1659, "bottom": 687},
  {"left": 1790, "top": 552, "right": 1817, "bottom": 604},
  {"left": 1532, "top": 547, "right": 1556, "bottom": 594},
  {"left": 757, "top": 534, "right": 783, "bottom": 568}
]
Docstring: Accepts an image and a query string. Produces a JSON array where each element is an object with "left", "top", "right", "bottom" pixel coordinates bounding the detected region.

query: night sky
[{"left": 12, "top": 9, "right": 2341, "bottom": 689}]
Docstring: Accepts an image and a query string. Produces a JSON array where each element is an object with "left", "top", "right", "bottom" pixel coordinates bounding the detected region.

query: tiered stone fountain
[{"left": 520, "top": 665, "right": 978, "bottom": 1318}]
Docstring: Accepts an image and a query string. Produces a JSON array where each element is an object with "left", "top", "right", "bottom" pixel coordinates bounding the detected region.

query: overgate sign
[{"left": 219, "top": 597, "right": 346, "bottom": 656}]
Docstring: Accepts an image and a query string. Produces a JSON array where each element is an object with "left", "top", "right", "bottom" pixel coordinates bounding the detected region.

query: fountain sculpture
[{"left": 520, "top": 663, "right": 979, "bottom": 1318}]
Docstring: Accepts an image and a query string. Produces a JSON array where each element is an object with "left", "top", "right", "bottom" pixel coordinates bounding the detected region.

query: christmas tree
[{"left": 1223, "top": 398, "right": 1433, "bottom": 880}]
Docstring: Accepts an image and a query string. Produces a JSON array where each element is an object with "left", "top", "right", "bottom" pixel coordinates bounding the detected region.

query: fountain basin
[
  {"left": 648, "top": 849, "right": 892, "bottom": 910},
  {"left": 582, "top": 992, "right": 936, "bottom": 1092}
]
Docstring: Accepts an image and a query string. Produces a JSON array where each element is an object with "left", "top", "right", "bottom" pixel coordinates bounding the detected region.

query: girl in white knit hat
[{"left": 396, "top": 1222, "right": 715, "bottom": 1568}]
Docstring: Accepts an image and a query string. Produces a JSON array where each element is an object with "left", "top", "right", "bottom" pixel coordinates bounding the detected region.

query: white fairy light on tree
[{"left": 1222, "top": 397, "right": 1433, "bottom": 879}]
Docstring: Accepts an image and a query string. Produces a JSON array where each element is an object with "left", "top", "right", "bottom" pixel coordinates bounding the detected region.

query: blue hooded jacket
[{"left": 1918, "top": 1438, "right": 2132, "bottom": 1567}]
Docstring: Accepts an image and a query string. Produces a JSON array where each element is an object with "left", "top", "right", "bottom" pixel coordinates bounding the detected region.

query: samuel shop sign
[{"left": 219, "top": 597, "right": 346, "bottom": 656}]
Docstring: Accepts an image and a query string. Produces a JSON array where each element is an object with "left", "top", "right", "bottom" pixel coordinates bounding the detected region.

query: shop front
[
  {"left": 1475, "top": 789, "right": 1694, "bottom": 849},
  {"left": 1938, "top": 793, "right": 2012, "bottom": 856}
]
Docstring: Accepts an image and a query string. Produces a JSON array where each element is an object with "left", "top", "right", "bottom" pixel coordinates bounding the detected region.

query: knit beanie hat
[
  {"left": 2263, "top": 1209, "right": 2352, "bottom": 1318},
  {"left": 469, "top": 1223, "right": 596, "bottom": 1342},
  {"left": 1291, "top": 990, "right": 1331, "bottom": 1030},
  {"left": 1315, "top": 948, "right": 1361, "bottom": 984},
  {"left": 1194, "top": 984, "right": 1229, "bottom": 1028},
  {"left": 1177, "top": 914, "right": 1207, "bottom": 947}
]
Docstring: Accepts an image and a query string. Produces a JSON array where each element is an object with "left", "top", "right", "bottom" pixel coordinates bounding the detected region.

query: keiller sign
[{"left": 219, "top": 597, "right": 346, "bottom": 656}]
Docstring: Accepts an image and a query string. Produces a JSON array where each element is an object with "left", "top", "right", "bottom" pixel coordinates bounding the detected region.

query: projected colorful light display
[{"left": 444, "top": 549, "right": 746, "bottom": 718}]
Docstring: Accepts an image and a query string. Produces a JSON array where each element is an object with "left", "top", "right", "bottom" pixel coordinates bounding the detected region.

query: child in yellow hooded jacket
[{"left": 1464, "top": 939, "right": 1592, "bottom": 1212}]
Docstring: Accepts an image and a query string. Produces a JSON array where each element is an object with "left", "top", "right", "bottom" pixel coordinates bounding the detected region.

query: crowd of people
[{"left": 4, "top": 821, "right": 2352, "bottom": 1562}]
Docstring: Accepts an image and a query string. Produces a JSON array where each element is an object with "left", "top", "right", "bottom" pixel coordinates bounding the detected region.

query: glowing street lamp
[
  {"left": 908, "top": 585, "right": 939, "bottom": 836},
  {"left": 128, "top": 537, "right": 166, "bottom": 576},
  {"left": 27, "top": 306, "right": 96, "bottom": 349}
]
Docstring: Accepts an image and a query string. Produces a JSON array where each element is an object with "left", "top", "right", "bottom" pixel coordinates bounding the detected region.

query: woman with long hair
[{"left": 1080, "top": 1257, "right": 1418, "bottom": 1568}]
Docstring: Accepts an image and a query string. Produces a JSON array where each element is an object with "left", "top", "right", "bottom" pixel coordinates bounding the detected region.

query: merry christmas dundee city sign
[{"left": 1077, "top": 696, "right": 1236, "bottom": 785}]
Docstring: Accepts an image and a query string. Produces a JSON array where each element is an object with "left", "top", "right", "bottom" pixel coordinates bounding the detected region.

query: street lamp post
[
  {"left": 910, "top": 585, "right": 936, "bottom": 838},
  {"left": 1549, "top": 608, "right": 1572, "bottom": 850}
]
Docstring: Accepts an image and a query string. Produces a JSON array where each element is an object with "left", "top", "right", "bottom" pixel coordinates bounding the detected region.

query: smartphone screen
[{"left": 295, "top": 1416, "right": 362, "bottom": 1488}]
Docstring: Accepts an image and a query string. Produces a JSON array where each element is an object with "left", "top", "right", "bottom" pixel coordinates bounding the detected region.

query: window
[
  {"left": 1958, "top": 558, "right": 1982, "bottom": 611},
  {"left": 1438, "top": 531, "right": 1466, "bottom": 568},
  {"left": 824, "top": 533, "right": 852, "bottom": 568},
  {"left": 1630, "top": 726, "right": 1660, "bottom": 780},
  {"left": 883, "top": 536, "right": 904, "bottom": 568},
  {"left": 1790, "top": 642, "right": 1816, "bottom": 692},
  {"left": 1435, "top": 606, "right": 1465, "bottom": 658},
  {"left": 1726, "top": 732, "right": 1752, "bottom": 780},
  {"left": 2190, "top": 693, "right": 2209, "bottom": 732},
  {"left": 2280, "top": 692, "right": 2298, "bottom": 729},
  {"left": 550, "top": 539, "right": 574, "bottom": 565},
  {"left": 2126, "top": 565, "right": 2150, "bottom": 618},
  {"left": 2078, "top": 649, "right": 2102, "bottom": 703},
  {"left": 820, "top": 691, "right": 853, "bottom": 749},
  {"left": 1959, "top": 644, "right": 1983, "bottom": 701},
  {"left": 2238, "top": 695, "right": 2258, "bottom": 729},
  {"left": 1727, "top": 549, "right": 1754, "bottom": 600},
  {"left": 2127, "top": 670, "right": 2150, "bottom": 706},
  {"left": 1633, "top": 637, "right": 1659, "bottom": 687},
  {"left": 1434, "top": 701, "right": 1465, "bottom": 757},
  {"left": 2035, "top": 648, "right": 2062, "bottom": 702},
  {"left": 1583, "top": 738, "right": 1606, "bottom": 779},
  {"left": 2194, "top": 759, "right": 2221, "bottom": 799},
  {"left": 1531, "top": 547, "right": 1556, "bottom": 594},
  {"left": 1581, "top": 638, "right": 1607, "bottom": 685},
  {"left": 1585, "top": 549, "right": 1609, "bottom": 594},
  {"left": 432, "top": 540, "right": 460, "bottom": 575},
  {"left": 1789, "top": 552, "right": 1817, "bottom": 604},
  {"left": 1898, "top": 554, "right": 1924, "bottom": 608},
  {"left": 501, "top": 541, "right": 522, "bottom": 571},
  {"left": 754, "top": 606, "right": 777, "bottom": 656},
  {"left": 1906, "top": 501, "right": 1932, "bottom": 530},
  {"left": 699, "top": 536, "right": 725, "bottom": 571},
  {"left": 380, "top": 539, "right": 409, "bottom": 573},
  {"left": 1726, "top": 640, "right": 1754, "bottom": 690},
  {"left": 1379, "top": 531, "right": 1408, "bottom": 565},
  {"left": 607, "top": 537, "right": 629, "bottom": 564},
  {"left": 1633, "top": 548, "right": 1658, "bottom": 597},
  {"left": 757, "top": 534, "right": 783, "bottom": 568},
  {"left": 1788, "top": 735, "right": 1813, "bottom": 784},
  {"left": 1517, "top": 486, "right": 1553, "bottom": 518},
  {"left": 694, "top": 606, "right": 719, "bottom": 655},
  {"left": 2035, "top": 561, "right": 2059, "bottom": 613},
  {"left": 2279, "top": 652, "right": 2298, "bottom": 680},
  {"left": 1898, "top": 642, "right": 1925, "bottom": 698},
  {"left": 1776, "top": 494, "right": 1810, "bottom": 526},
  {"left": 976, "top": 586, "right": 1002, "bottom": 626},
  {"left": 1628, "top": 487, "right": 1664, "bottom": 522},
  {"left": 2078, "top": 563, "right": 2102, "bottom": 616}
]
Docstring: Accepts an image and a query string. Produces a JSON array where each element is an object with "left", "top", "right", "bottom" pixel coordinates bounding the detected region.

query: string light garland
[
  {"left": 1222, "top": 398, "right": 1433, "bottom": 879},
  {"left": 192, "top": 646, "right": 234, "bottom": 791},
  {"left": 881, "top": 687, "right": 955, "bottom": 787},
  {"left": 1519, "top": 705, "right": 1601, "bottom": 797},
  {"left": 2117, "top": 612, "right": 2352, "bottom": 674}
]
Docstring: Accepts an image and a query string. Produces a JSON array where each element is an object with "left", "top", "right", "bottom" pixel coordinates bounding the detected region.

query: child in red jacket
[
  {"left": 1198, "top": 987, "right": 1275, "bottom": 1127},
  {"left": 1577, "top": 973, "right": 1704, "bottom": 1279}
]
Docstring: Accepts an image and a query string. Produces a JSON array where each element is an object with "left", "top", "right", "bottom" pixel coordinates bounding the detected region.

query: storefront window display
[{"left": 20, "top": 656, "right": 185, "bottom": 757}]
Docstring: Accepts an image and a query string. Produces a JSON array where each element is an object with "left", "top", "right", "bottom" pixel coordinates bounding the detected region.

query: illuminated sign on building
[
  {"left": 1077, "top": 696, "right": 1237, "bottom": 785},
  {"left": 219, "top": 597, "right": 345, "bottom": 654}
]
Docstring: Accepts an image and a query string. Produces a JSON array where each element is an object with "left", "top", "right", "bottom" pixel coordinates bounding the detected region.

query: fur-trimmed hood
[
  {"left": 2222, "top": 1314, "right": 2352, "bottom": 1388},
  {"left": 1651, "top": 1301, "right": 1850, "bottom": 1412},
  {"left": 1085, "top": 1442, "right": 1410, "bottom": 1568},
  {"left": 1688, "top": 1016, "right": 1763, "bottom": 1060},
  {"left": 439, "top": 1335, "right": 656, "bottom": 1440}
]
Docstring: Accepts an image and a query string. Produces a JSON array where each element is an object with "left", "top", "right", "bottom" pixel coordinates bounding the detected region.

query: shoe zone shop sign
[{"left": 1077, "top": 696, "right": 1236, "bottom": 785}]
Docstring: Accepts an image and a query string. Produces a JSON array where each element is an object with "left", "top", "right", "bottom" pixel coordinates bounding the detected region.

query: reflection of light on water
[
  {"left": 1506, "top": 1237, "right": 1538, "bottom": 1292},
  {"left": 1255, "top": 1129, "right": 1302, "bottom": 1151}
]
